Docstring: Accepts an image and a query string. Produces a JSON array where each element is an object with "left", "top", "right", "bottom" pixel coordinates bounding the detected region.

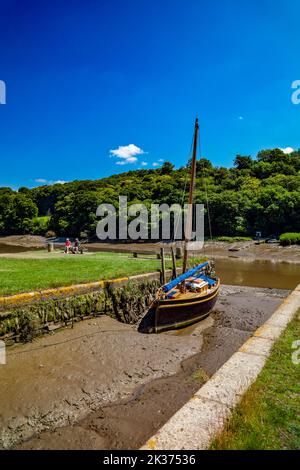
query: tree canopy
[{"left": 0, "top": 148, "right": 299, "bottom": 238}]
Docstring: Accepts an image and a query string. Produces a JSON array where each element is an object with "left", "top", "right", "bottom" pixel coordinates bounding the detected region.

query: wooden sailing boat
[{"left": 140, "top": 118, "right": 220, "bottom": 333}]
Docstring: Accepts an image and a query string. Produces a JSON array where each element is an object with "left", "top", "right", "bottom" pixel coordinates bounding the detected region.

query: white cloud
[
  {"left": 152, "top": 162, "right": 160, "bottom": 167},
  {"left": 35, "top": 178, "right": 47, "bottom": 183},
  {"left": 110, "top": 143, "right": 144, "bottom": 165},
  {"left": 52, "top": 180, "right": 67, "bottom": 185},
  {"left": 280, "top": 147, "right": 294, "bottom": 154},
  {"left": 125, "top": 156, "right": 138, "bottom": 163},
  {"left": 141, "top": 161, "right": 148, "bottom": 166},
  {"left": 158, "top": 158, "right": 164, "bottom": 162},
  {"left": 115, "top": 157, "right": 137, "bottom": 165}
]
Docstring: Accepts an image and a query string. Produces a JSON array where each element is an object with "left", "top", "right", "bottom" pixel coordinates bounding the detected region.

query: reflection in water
[{"left": 215, "top": 258, "right": 300, "bottom": 290}]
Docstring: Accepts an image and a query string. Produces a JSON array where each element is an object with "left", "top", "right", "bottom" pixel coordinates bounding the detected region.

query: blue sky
[{"left": 0, "top": 0, "right": 299, "bottom": 189}]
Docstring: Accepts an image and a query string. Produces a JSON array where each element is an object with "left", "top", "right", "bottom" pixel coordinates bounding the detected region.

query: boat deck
[{"left": 166, "top": 277, "right": 210, "bottom": 300}]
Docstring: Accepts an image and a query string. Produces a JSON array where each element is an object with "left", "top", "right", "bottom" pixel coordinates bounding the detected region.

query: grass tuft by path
[{"left": 211, "top": 311, "right": 300, "bottom": 450}]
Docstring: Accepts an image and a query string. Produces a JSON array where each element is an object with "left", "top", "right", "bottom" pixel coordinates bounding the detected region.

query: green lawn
[
  {"left": 0, "top": 251, "right": 178, "bottom": 296},
  {"left": 211, "top": 313, "right": 300, "bottom": 450}
]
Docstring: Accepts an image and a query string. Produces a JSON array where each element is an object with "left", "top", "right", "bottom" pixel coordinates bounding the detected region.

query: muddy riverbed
[
  {"left": 0, "top": 235, "right": 45, "bottom": 252},
  {"left": 0, "top": 285, "right": 287, "bottom": 450},
  {"left": 2, "top": 237, "right": 300, "bottom": 264},
  {"left": 78, "top": 240, "right": 300, "bottom": 264}
]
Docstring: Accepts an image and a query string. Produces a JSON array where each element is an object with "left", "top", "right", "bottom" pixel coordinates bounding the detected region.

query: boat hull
[{"left": 154, "top": 282, "right": 219, "bottom": 333}]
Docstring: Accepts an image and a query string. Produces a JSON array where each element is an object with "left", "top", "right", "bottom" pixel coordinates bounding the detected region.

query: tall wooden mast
[{"left": 182, "top": 118, "right": 199, "bottom": 273}]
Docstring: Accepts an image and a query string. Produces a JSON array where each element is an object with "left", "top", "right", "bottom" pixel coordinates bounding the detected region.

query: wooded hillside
[{"left": 1, "top": 148, "right": 299, "bottom": 238}]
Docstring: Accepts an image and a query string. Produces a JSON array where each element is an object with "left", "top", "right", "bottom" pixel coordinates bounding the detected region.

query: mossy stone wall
[{"left": 0, "top": 280, "right": 159, "bottom": 343}]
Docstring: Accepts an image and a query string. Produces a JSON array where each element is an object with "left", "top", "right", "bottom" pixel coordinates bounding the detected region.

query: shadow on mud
[{"left": 138, "top": 307, "right": 156, "bottom": 334}]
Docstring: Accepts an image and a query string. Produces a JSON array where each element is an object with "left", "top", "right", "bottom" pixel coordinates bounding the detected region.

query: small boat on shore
[
  {"left": 150, "top": 261, "right": 220, "bottom": 332},
  {"left": 140, "top": 118, "right": 220, "bottom": 333}
]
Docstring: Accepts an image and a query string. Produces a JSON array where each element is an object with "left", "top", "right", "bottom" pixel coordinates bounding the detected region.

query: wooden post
[
  {"left": 171, "top": 247, "right": 177, "bottom": 279},
  {"left": 47, "top": 242, "right": 54, "bottom": 253},
  {"left": 176, "top": 246, "right": 183, "bottom": 259},
  {"left": 160, "top": 247, "right": 166, "bottom": 284}
]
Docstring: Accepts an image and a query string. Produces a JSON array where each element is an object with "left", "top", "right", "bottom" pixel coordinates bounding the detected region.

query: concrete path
[{"left": 142, "top": 284, "right": 300, "bottom": 450}]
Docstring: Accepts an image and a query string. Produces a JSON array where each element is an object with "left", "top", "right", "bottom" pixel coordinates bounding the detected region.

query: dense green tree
[
  {"left": 1, "top": 147, "right": 300, "bottom": 238},
  {"left": 257, "top": 148, "right": 285, "bottom": 163},
  {"left": 160, "top": 161, "right": 174, "bottom": 174},
  {"left": 234, "top": 155, "right": 253, "bottom": 170},
  {"left": 196, "top": 158, "right": 213, "bottom": 177},
  {"left": 0, "top": 187, "right": 14, "bottom": 195},
  {"left": 0, "top": 193, "right": 38, "bottom": 234}
]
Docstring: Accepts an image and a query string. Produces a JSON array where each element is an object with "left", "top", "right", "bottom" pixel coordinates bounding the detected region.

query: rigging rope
[
  {"left": 171, "top": 122, "right": 215, "bottom": 266},
  {"left": 172, "top": 131, "right": 194, "bottom": 245},
  {"left": 198, "top": 124, "right": 214, "bottom": 261}
]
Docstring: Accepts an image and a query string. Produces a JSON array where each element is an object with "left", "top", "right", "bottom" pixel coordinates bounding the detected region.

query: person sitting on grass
[
  {"left": 72, "top": 238, "right": 82, "bottom": 254},
  {"left": 64, "top": 238, "right": 71, "bottom": 254}
]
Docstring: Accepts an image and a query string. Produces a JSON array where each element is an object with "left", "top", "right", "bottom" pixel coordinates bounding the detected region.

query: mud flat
[
  {"left": 1, "top": 238, "right": 300, "bottom": 267},
  {"left": 1, "top": 316, "right": 201, "bottom": 449},
  {"left": 203, "top": 240, "right": 300, "bottom": 264},
  {"left": 73, "top": 240, "right": 300, "bottom": 264},
  {"left": 1, "top": 237, "right": 300, "bottom": 265},
  {"left": 0, "top": 235, "right": 45, "bottom": 253},
  {"left": 0, "top": 285, "right": 287, "bottom": 450}
]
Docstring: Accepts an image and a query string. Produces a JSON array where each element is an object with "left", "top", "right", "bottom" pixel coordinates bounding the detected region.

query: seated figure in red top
[{"left": 64, "top": 238, "right": 71, "bottom": 254}]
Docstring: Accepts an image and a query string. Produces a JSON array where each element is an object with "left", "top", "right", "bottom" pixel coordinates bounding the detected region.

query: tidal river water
[{"left": 215, "top": 257, "right": 300, "bottom": 290}]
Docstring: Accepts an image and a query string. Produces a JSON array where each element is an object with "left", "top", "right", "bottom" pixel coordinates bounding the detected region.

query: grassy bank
[
  {"left": 0, "top": 251, "right": 179, "bottom": 296},
  {"left": 211, "top": 312, "right": 300, "bottom": 450},
  {"left": 280, "top": 232, "right": 300, "bottom": 246},
  {"left": 214, "top": 236, "right": 252, "bottom": 242}
]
